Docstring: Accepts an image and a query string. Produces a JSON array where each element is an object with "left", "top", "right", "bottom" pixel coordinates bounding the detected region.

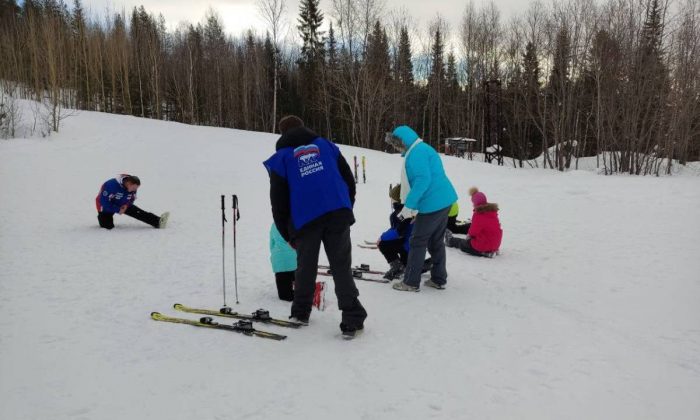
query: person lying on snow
[
  {"left": 445, "top": 187, "right": 502, "bottom": 258},
  {"left": 95, "top": 174, "right": 169, "bottom": 230}
]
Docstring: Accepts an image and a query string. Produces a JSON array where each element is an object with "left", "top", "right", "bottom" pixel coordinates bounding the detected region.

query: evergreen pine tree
[
  {"left": 521, "top": 41, "right": 542, "bottom": 159},
  {"left": 397, "top": 26, "right": 413, "bottom": 86},
  {"left": 296, "top": 0, "right": 325, "bottom": 126}
]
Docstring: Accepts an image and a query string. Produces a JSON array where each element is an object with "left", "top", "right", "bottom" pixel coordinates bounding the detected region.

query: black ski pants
[
  {"left": 377, "top": 239, "right": 408, "bottom": 265},
  {"left": 98, "top": 205, "right": 160, "bottom": 229},
  {"left": 447, "top": 216, "right": 470, "bottom": 235},
  {"left": 291, "top": 220, "right": 367, "bottom": 330},
  {"left": 274, "top": 271, "right": 295, "bottom": 302},
  {"left": 449, "top": 237, "right": 492, "bottom": 258}
]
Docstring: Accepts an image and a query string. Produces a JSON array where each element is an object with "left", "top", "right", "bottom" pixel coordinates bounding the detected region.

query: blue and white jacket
[
  {"left": 95, "top": 175, "right": 136, "bottom": 213},
  {"left": 380, "top": 203, "right": 414, "bottom": 252},
  {"left": 393, "top": 125, "right": 458, "bottom": 213}
]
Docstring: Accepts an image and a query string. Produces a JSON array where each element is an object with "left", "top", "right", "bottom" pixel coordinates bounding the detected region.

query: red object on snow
[{"left": 313, "top": 281, "right": 326, "bottom": 311}]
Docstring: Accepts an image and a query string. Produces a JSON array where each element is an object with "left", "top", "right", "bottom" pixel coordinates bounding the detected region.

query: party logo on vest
[{"left": 294, "top": 144, "right": 324, "bottom": 177}]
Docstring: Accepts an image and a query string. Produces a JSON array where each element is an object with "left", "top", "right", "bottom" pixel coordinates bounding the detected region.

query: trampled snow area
[{"left": 1, "top": 108, "right": 699, "bottom": 420}]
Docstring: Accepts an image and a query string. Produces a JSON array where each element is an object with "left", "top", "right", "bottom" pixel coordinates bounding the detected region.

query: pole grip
[
  {"left": 221, "top": 195, "right": 227, "bottom": 223},
  {"left": 232, "top": 194, "right": 240, "bottom": 220}
]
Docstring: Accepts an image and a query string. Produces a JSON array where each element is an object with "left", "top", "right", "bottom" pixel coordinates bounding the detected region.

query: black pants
[
  {"left": 450, "top": 237, "right": 491, "bottom": 257},
  {"left": 292, "top": 220, "right": 367, "bottom": 330},
  {"left": 275, "top": 271, "right": 295, "bottom": 302},
  {"left": 98, "top": 205, "right": 160, "bottom": 229},
  {"left": 378, "top": 239, "right": 408, "bottom": 265},
  {"left": 447, "top": 216, "right": 470, "bottom": 235}
]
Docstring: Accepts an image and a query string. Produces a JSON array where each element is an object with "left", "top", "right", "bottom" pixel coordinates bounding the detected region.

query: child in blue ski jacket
[
  {"left": 377, "top": 184, "right": 432, "bottom": 280},
  {"left": 95, "top": 174, "right": 168, "bottom": 229}
]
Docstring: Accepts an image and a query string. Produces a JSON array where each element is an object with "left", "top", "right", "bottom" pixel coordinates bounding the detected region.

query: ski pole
[
  {"left": 353, "top": 155, "right": 358, "bottom": 183},
  {"left": 389, "top": 183, "right": 393, "bottom": 211},
  {"left": 232, "top": 194, "right": 241, "bottom": 304},
  {"left": 362, "top": 156, "right": 366, "bottom": 183},
  {"left": 221, "top": 195, "right": 228, "bottom": 310}
]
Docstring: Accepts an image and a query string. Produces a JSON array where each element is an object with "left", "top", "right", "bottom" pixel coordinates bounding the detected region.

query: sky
[{"left": 77, "top": 0, "right": 530, "bottom": 40}]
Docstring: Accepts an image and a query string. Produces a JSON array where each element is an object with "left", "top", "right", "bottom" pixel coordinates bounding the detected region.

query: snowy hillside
[{"left": 1, "top": 108, "right": 699, "bottom": 420}]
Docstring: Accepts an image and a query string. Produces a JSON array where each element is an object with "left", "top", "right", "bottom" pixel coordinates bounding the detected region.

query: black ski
[
  {"left": 317, "top": 270, "right": 389, "bottom": 284},
  {"left": 173, "top": 303, "right": 303, "bottom": 329},
  {"left": 318, "top": 264, "right": 384, "bottom": 275},
  {"left": 151, "top": 312, "right": 287, "bottom": 340}
]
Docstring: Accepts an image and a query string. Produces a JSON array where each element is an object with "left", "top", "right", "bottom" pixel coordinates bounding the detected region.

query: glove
[{"left": 397, "top": 206, "right": 418, "bottom": 221}]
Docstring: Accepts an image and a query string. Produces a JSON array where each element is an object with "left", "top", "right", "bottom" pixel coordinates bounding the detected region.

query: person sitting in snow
[
  {"left": 445, "top": 187, "right": 502, "bottom": 257},
  {"left": 378, "top": 184, "right": 432, "bottom": 280},
  {"left": 95, "top": 174, "right": 168, "bottom": 230},
  {"left": 447, "top": 201, "right": 470, "bottom": 234}
]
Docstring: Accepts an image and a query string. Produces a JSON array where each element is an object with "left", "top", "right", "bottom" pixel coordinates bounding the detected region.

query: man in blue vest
[{"left": 263, "top": 115, "right": 367, "bottom": 339}]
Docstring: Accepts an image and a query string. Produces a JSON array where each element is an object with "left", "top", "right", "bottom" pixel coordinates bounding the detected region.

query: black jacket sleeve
[
  {"left": 337, "top": 154, "right": 356, "bottom": 206},
  {"left": 269, "top": 171, "right": 292, "bottom": 242}
]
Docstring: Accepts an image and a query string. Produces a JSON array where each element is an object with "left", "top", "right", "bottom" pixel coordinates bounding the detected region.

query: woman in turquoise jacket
[
  {"left": 386, "top": 125, "right": 458, "bottom": 292},
  {"left": 270, "top": 223, "right": 297, "bottom": 301}
]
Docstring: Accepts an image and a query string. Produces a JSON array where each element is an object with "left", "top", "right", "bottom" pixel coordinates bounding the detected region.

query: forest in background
[{"left": 0, "top": 0, "right": 698, "bottom": 175}]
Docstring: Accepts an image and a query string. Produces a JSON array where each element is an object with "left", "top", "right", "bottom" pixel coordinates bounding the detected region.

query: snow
[{"left": 1, "top": 106, "right": 699, "bottom": 420}]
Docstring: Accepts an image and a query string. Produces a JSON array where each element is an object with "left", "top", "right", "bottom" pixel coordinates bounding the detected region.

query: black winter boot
[
  {"left": 421, "top": 258, "right": 433, "bottom": 273},
  {"left": 383, "top": 259, "right": 405, "bottom": 280},
  {"left": 444, "top": 229, "right": 455, "bottom": 247}
]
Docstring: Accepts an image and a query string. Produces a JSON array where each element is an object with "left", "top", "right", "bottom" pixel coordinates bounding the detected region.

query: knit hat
[
  {"left": 389, "top": 184, "right": 401, "bottom": 202},
  {"left": 469, "top": 187, "right": 487, "bottom": 207},
  {"left": 278, "top": 115, "right": 304, "bottom": 134}
]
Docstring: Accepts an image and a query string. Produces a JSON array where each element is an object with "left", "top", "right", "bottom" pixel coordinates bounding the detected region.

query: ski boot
[{"left": 383, "top": 259, "right": 405, "bottom": 280}]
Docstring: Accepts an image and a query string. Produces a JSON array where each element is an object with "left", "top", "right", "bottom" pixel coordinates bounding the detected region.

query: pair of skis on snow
[
  {"left": 153, "top": 262, "right": 388, "bottom": 339},
  {"left": 151, "top": 303, "right": 303, "bottom": 341},
  {"left": 317, "top": 263, "right": 389, "bottom": 283}
]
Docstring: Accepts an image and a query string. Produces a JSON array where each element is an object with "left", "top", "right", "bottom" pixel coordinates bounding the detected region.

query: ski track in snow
[{"left": 1, "top": 108, "right": 699, "bottom": 420}]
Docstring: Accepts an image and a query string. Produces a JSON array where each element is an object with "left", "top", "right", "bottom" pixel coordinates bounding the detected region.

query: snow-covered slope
[{"left": 1, "top": 109, "right": 699, "bottom": 420}]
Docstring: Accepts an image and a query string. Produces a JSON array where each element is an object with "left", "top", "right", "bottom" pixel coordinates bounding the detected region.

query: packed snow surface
[{"left": 1, "top": 108, "right": 699, "bottom": 420}]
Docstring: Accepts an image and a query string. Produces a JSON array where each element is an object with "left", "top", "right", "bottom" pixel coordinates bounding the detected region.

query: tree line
[{"left": 0, "top": 0, "right": 698, "bottom": 175}]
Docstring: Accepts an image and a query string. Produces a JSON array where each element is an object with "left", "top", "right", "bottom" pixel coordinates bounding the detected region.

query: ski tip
[
  {"left": 151, "top": 312, "right": 162, "bottom": 319},
  {"left": 173, "top": 303, "right": 183, "bottom": 309}
]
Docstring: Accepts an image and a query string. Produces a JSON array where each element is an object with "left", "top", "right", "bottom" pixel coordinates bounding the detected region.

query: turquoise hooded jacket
[
  {"left": 393, "top": 125, "right": 458, "bottom": 213},
  {"left": 269, "top": 223, "right": 297, "bottom": 273}
]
